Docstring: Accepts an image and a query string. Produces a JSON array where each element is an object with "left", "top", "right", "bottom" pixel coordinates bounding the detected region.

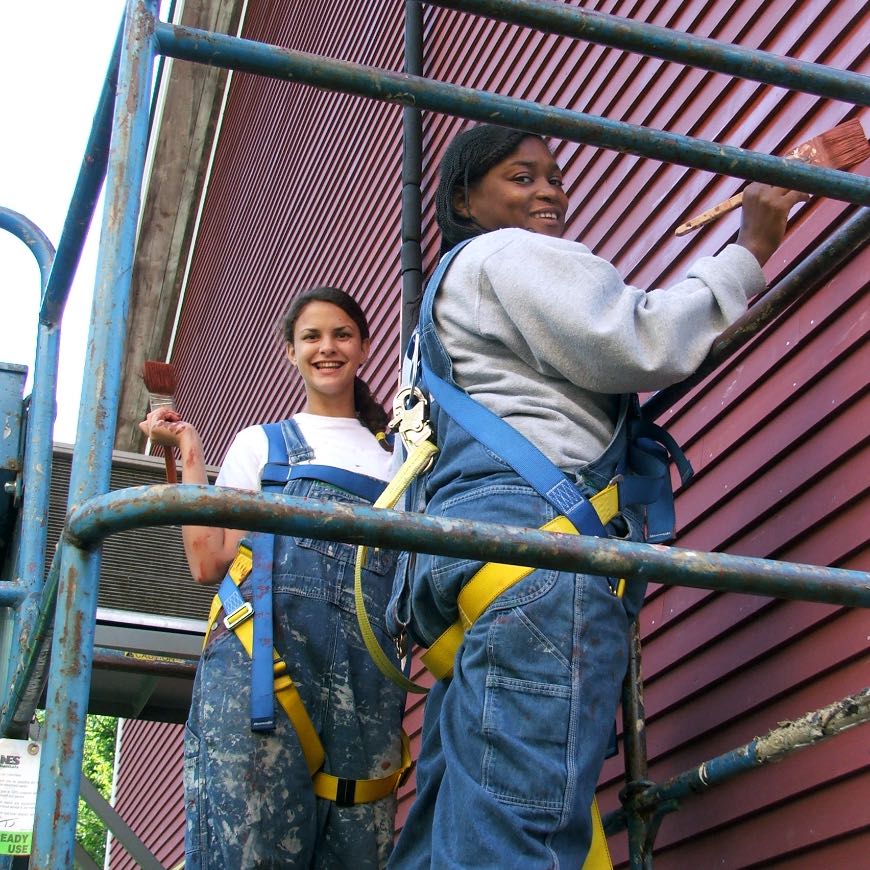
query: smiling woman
[
  {"left": 454, "top": 136, "right": 569, "bottom": 238},
  {"left": 284, "top": 293, "right": 372, "bottom": 418},
  {"left": 388, "top": 123, "right": 807, "bottom": 870},
  {"left": 138, "top": 286, "right": 405, "bottom": 868}
]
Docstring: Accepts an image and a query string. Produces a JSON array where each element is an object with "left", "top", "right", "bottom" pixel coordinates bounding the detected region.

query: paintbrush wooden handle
[
  {"left": 675, "top": 191, "right": 745, "bottom": 236},
  {"left": 161, "top": 446, "right": 178, "bottom": 483}
]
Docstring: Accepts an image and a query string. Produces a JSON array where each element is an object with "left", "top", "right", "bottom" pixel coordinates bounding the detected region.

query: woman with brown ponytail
[{"left": 140, "top": 287, "right": 405, "bottom": 869}]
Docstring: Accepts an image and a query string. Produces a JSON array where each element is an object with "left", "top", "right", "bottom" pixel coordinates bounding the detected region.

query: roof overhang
[{"left": 115, "top": 0, "right": 245, "bottom": 453}]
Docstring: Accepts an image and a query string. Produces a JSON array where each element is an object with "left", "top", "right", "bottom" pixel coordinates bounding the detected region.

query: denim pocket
[
  {"left": 295, "top": 535, "right": 395, "bottom": 575},
  {"left": 482, "top": 673, "right": 571, "bottom": 810},
  {"left": 296, "top": 483, "right": 395, "bottom": 575}
]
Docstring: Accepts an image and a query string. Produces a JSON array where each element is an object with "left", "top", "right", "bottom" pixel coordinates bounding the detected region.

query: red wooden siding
[
  {"left": 117, "top": 0, "right": 868, "bottom": 866},
  {"left": 170, "top": 0, "right": 408, "bottom": 467},
  {"left": 398, "top": 3, "right": 870, "bottom": 866},
  {"left": 108, "top": 719, "right": 185, "bottom": 869}
]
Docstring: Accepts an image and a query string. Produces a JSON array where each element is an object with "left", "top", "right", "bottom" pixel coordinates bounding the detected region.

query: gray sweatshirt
[{"left": 434, "top": 228, "right": 766, "bottom": 469}]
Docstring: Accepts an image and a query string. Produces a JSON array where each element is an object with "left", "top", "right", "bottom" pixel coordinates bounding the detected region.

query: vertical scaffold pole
[
  {"left": 30, "top": 1, "right": 157, "bottom": 866},
  {"left": 621, "top": 623, "right": 656, "bottom": 869}
]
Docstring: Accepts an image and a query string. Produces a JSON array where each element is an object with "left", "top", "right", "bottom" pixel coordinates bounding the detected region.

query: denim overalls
[
  {"left": 184, "top": 419, "right": 404, "bottom": 869},
  {"left": 387, "top": 259, "right": 647, "bottom": 869}
]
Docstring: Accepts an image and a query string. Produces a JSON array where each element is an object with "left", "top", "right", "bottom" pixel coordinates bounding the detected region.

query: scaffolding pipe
[
  {"left": 31, "top": 0, "right": 158, "bottom": 865},
  {"left": 0, "top": 22, "right": 121, "bottom": 697},
  {"left": 1, "top": 550, "right": 61, "bottom": 737},
  {"left": 64, "top": 484, "right": 870, "bottom": 609},
  {"left": 0, "top": 210, "right": 60, "bottom": 685},
  {"left": 644, "top": 205, "right": 870, "bottom": 419},
  {"left": 155, "top": 22, "right": 870, "bottom": 205},
  {"left": 429, "top": 0, "right": 870, "bottom": 107},
  {"left": 91, "top": 647, "right": 198, "bottom": 679},
  {"left": 620, "top": 625, "right": 656, "bottom": 870},
  {"left": 605, "top": 688, "right": 870, "bottom": 834},
  {"left": 0, "top": 208, "right": 55, "bottom": 285},
  {"left": 78, "top": 775, "right": 164, "bottom": 870}
]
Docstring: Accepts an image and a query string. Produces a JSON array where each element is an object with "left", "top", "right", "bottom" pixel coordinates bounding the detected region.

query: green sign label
[
  {"left": 0, "top": 739, "right": 40, "bottom": 856},
  {"left": 0, "top": 832, "right": 31, "bottom": 855}
]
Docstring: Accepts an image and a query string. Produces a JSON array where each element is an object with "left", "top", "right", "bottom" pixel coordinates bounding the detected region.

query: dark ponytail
[
  {"left": 353, "top": 376, "right": 390, "bottom": 439},
  {"left": 282, "top": 287, "right": 391, "bottom": 443},
  {"left": 436, "top": 124, "right": 542, "bottom": 255}
]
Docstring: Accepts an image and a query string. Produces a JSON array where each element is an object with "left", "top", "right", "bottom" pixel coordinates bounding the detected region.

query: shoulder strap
[
  {"left": 260, "top": 420, "right": 306, "bottom": 492},
  {"left": 249, "top": 532, "right": 276, "bottom": 731},
  {"left": 419, "top": 241, "right": 607, "bottom": 535},
  {"left": 418, "top": 241, "right": 692, "bottom": 540},
  {"left": 422, "top": 359, "right": 608, "bottom": 536},
  {"left": 216, "top": 532, "right": 276, "bottom": 732}
]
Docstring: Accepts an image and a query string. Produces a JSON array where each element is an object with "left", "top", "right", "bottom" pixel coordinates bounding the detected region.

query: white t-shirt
[{"left": 215, "top": 413, "right": 393, "bottom": 491}]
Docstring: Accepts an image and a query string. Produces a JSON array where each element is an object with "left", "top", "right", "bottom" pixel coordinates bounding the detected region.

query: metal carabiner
[{"left": 389, "top": 386, "right": 434, "bottom": 453}]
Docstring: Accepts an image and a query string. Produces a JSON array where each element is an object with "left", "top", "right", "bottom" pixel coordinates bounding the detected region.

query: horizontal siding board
[
  {"left": 607, "top": 736, "right": 870, "bottom": 866},
  {"left": 671, "top": 250, "right": 869, "bottom": 447},
  {"left": 600, "top": 647, "right": 869, "bottom": 865},
  {"left": 647, "top": 772, "right": 870, "bottom": 868},
  {"left": 109, "top": 720, "right": 185, "bottom": 869},
  {"left": 782, "top": 501, "right": 869, "bottom": 569},
  {"left": 761, "top": 830, "right": 870, "bottom": 870},
  {"left": 640, "top": 601, "right": 849, "bottom": 723},
  {"left": 629, "top": 610, "right": 868, "bottom": 764},
  {"left": 678, "top": 369, "right": 869, "bottom": 551}
]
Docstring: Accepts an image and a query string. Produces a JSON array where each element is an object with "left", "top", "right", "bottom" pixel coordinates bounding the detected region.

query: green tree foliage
[
  {"left": 77, "top": 715, "right": 118, "bottom": 865},
  {"left": 33, "top": 712, "right": 118, "bottom": 864}
]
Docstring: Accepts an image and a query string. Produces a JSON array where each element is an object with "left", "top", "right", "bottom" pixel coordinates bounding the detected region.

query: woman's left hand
[{"left": 736, "top": 182, "right": 810, "bottom": 266}]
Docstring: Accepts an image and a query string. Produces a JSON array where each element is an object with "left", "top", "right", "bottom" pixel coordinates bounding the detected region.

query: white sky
[{"left": 1, "top": 3, "right": 140, "bottom": 444}]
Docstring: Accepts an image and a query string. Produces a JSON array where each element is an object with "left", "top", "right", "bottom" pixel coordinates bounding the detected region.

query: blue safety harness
[
  {"left": 415, "top": 239, "right": 693, "bottom": 546},
  {"left": 216, "top": 418, "right": 387, "bottom": 731}
]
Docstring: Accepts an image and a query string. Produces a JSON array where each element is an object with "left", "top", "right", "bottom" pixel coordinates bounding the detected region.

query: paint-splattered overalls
[{"left": 184, "top": 419, "right": 404, "bottom": 869}]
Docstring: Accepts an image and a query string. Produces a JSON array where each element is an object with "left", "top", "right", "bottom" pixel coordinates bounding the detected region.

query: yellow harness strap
[
  {"left": 422, "top": 481, "right": 622, "bottom": 681},
  {"left": 205, "top": 545, "right": 411, "bottom": 802},
  {"left": 584, "top": 798, "right": 614, "bottom": 870},
  {"left": 353, "top": 466, "right": 618, "bottom": 867},
  {"left": 354, "top": 440, "right": 439, "bottom": 695}
]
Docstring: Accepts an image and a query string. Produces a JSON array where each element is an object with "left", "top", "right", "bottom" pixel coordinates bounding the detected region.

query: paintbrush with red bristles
[
  {"left": 143, "top": 360, "right": 179, "bottom": 483},
  {"left": 675, "top": 119, "right": 870, "bottom": 237}
]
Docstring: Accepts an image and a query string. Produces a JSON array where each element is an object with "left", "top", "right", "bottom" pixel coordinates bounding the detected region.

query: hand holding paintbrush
[
  {"left": 675, "top": 120, "right": 870, "bottom": 237},
  {"left": 142, "top": 360, "right": 179, "bottom": 483}
]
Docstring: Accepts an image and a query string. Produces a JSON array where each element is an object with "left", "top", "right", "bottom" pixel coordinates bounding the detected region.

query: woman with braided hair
[
  {"left": 388, "top": 124, "right": 805, "bottom": 868},
  {"left": 141, "top": 286, "right": 405, "bottom": 869}
]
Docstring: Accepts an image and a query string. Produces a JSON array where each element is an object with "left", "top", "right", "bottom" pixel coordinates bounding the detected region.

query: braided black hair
[
  {"left": 282, "top": 287, "right": 390, "bottom": 440},
  {"left": 435, "top": 124, "right": 543, "bottom": 254}
]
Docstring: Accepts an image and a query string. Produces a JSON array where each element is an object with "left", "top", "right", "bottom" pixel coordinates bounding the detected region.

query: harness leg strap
[{"left": 210, "top": 541, "right": 412, "bottom": 802}]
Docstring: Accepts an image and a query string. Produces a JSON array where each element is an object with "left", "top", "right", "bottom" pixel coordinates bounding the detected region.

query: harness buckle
[
  {"left": 223, "top": 600, "right": 254, "bottom": 631},
  {"left": 334, "top": 778, "right": 357, "bottom": 807}
]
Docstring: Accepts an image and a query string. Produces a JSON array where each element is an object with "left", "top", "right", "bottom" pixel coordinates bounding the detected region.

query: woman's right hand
[
  {"left": 736, "top": 182, "right": 809, "bottom": 267},
  {"left": 139, "top": 408, "right": 200, "bottom": 451},
  {"left": 139, "top": 409, "right": 236, "bottom": 583}
]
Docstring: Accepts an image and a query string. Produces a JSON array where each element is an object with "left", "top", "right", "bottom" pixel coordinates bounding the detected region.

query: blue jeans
[
  {"left": 388, "top": 413, "right": 643, "bottom": 868},
  {"left": 184, "top": 437, "right": 404, "bottom": 868}
]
